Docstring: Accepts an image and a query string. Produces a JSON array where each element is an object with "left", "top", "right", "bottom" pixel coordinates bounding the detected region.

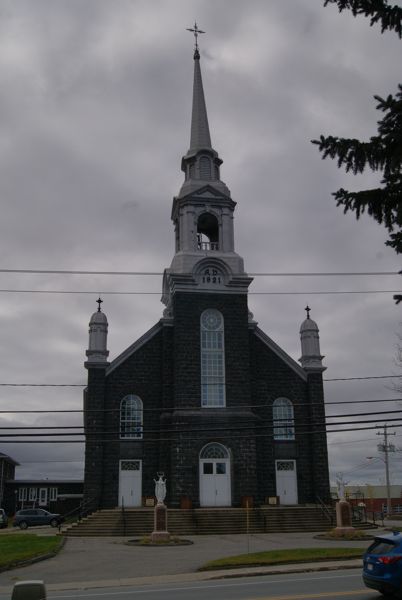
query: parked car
[
  {"left": 13, "top": 509, "right": 63, "bottom": 530},
  {"left": 0, "top": 508, "right": 8, "bottom": 529},
  {"left": 363, "top": 531, "right": 402, "bottom": 597}
]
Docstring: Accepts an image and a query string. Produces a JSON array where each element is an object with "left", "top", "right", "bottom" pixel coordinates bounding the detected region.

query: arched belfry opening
[{"left": 197, "top": 212, "right": 219, "bottom": 251}]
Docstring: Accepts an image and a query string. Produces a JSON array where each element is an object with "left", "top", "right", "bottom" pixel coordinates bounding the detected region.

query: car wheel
[
  {"left": 50, "top": 518, "right": 59, "bottom": 527},
  {"left": 19, "top": 521, "right": 28, "bottom": 530}
]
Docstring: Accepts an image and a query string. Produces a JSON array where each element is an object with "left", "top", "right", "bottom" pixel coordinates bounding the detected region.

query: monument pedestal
[
  {"left": 334, "top": 499, "right": 354, "bottom": 533},
  {"left": 151, "top": 503, "right": 170, "bottom": 542}
]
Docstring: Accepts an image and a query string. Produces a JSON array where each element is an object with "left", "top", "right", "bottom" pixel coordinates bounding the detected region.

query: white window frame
[
  {"left": 49, "top": 487, "right": 58, "bottom": 501},
  {"left": 200, "top": 309, "right": 226, "bottom": 407},
  {"left": 18, "top": 487, "right": 27, "bottom": 501},
  {"left": 29, "top": 488, "right": 37, "bottom": 502},
  {"left": 120, "top": 395, "right": 143, "bottom": 439},
  {"left": 273, "top": 398, "right": 295, "bottom": 440}
]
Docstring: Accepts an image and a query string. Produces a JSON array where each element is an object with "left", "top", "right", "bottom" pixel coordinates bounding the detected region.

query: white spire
[
  {"left": 85, "top": 298, "right": 109, "bottom": 365},
  {"left": 299, "top": 306, "right": 325, "bottom": 372}
]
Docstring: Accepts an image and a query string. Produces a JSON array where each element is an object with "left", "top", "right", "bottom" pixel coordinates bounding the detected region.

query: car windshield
[{"left": 367, "top": 540, "right": 397, "bottom": 554}]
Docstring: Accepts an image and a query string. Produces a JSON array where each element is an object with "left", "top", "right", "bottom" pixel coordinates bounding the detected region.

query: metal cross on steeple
[
  {"left": 186, "top": 22, "right": 205, "bottom": 55},
  {"left": 305, "top": 305, "right": 311, "bottom": 319},
  {"left": 96, "top": 297, "right": 103, "bottom": 312}
]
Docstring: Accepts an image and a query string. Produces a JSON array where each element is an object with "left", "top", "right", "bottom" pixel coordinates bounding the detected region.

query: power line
[
  {"left": 0, "top": 269, "right": 398, "bottom": 276},
  {"left": 0, "top": 288, "right": 400, "bottom": 296},
  {"left": 1, "top": 408, "right": 401, "bottom": 427},
  {"left": 1, "top": 415, "right": 402, "bottom": 437},
  {"left": 0, "top": 397, "right": 401, "bottom": 414},
  {"left": 2, "top": 422, "right": 402, "bottom": 443},
  {"left": 325, "top": 376, "right": 401, "bottom": 381},
  {"left": 0, "top": 375, "right": 399, "bottom": 387}
]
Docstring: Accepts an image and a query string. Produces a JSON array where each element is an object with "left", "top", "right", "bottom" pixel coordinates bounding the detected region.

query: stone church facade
[{"left": 83, "top": 41, "right": 331, "bottom": 511}]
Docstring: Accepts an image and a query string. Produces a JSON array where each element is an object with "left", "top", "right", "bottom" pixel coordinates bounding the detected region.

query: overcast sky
[{"left": 0, "top": 0, "right": 401, "bottom": 489}]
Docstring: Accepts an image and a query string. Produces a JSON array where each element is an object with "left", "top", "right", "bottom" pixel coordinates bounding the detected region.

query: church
[{"left": 83, "top": 32, "right": 331, "bottom": 511}]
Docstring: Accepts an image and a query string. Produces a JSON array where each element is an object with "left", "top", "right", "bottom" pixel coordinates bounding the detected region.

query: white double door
[
  {"left": 199, "top": 458, "right": 231, "bottom": 506},
  {"left": 118, "top": 460, "right": 142, "bottom": 507},
  {"left": 275, "top": 460, "right": 298, "bottom": 504}
]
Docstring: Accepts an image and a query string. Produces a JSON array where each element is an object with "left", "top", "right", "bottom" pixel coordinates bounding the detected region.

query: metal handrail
[
  {"left": 58, "top": 495, "right": 99, "bottom": 531},
  {"left": 121, "top": 498, "right": 126, "bottom": 536},
  {"left": 315, "top": 495, "right": 334, "bottom": 526}
]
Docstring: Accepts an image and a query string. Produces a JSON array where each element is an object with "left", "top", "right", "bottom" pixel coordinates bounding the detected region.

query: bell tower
[{"left": 162, "top": 24, "right": 252, "bottom": 314}]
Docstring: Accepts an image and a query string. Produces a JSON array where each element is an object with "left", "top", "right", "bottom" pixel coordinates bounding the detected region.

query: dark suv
[
  {"left": 0, "top": 508, "right": 8, "bottom": 529},
  {"left": 13, "top": 509, "right": 63, "bottom": 529}
]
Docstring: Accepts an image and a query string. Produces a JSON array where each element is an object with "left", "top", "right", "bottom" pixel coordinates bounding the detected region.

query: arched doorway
[{"left": 199, "top": 443, "right": 231, "bottom": 506}]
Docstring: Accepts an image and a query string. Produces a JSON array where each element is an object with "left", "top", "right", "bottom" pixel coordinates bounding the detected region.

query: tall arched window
[
  {"left": 120, "top": 395, "right": 143, "bottom": 439},
  {"left": 273, "top": 398, "right": 295, "bottom": 440},
  {"left": 201, "top": 309, "right": 225, "bottom": 407}
]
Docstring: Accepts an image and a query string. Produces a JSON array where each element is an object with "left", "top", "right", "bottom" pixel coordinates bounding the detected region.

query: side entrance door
[
  {"left": 38, "top": 488, "right": 48, "bottom": 507},
  {"left": 275, "top": 460, "right": 298, "bottom": 505},
  {"left": 118, "top": 460, "right": 142, "bottom": 507},
  {"left": 199, "top": 458, "right": 231, "bottom": 506}
]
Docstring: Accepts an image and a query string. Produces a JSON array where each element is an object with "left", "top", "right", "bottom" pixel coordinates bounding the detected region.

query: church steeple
[
  {"left": 162, "top": 27, "right": 251, "bottom": 311},
  {"left": 188, "top": 24, "right": 211, "bottom": 151},
  {"left": 179, "top": 25, "right": 229, "bottom": 200}
]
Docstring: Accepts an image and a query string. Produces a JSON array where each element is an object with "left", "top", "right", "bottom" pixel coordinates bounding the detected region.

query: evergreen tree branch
[
  {"left": 333, "top": 185, "right": 402, "bottom": 253},
  {"left": 323, "top": 0, "right": 402, "bottom": 37}
]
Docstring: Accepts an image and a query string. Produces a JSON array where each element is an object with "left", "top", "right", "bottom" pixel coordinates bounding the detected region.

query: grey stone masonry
[{"left": 83, "top": 366, "right": 107, "bottom": 511}]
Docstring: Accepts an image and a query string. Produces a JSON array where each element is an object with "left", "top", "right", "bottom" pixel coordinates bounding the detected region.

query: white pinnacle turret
[
  {"left": 86, "top": 298, "right": 109, "bottom": 365},
  {"left": 299, "top": 306, "right": 325, "bottom": 372}
]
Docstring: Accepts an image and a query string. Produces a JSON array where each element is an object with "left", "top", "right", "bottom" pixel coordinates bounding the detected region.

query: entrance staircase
[{"left": 61, "top": 506, "right": 337, "bottom": 537}]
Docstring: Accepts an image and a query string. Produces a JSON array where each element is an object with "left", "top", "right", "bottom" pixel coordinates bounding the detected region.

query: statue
[
  {"left": 336, "top": 473, "right": 346, "bottom": 500},
  {"left": 154, "top": 473, "right": 167, "bottom": 505},
  {"left": 151, "top": 472, "right": 170, "bottom": 542}
]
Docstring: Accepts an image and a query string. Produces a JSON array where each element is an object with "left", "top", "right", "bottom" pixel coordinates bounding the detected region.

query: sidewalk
[{"left": 0, "top": 523, "right": 399, "bottom": 593}]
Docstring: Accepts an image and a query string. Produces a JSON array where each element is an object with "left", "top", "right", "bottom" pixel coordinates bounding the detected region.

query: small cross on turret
[
  {"left": 305, "top": 305, "right": 311, "bottom": 320},
  {"left": 97, "top": 297, "right": 103, "bottom": 312}
]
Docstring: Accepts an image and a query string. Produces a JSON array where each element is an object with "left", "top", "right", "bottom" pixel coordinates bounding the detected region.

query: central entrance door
[
  {"left": 199, "top": 443, "right": 231, "bottom": 506},
  {"left": 119, "top": 460, "right": 142, "bottom": 507},
  {"left": 275, "top": 460, "right": 298, "bottom": 504}
]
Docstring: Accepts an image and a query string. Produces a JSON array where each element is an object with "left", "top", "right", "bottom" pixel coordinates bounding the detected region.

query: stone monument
[
  {"left": 334, "top": 477, "right": 354, "bottom": 533},
  {"left": 151, "top": 473, "right": 170, "bottom": 542}
]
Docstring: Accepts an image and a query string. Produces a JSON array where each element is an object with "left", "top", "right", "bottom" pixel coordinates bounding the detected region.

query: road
[{"left": 0, "top": 569, "right": 378, "bottom": 600}]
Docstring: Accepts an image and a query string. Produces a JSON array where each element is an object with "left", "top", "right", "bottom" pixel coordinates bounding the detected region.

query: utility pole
[{"left": 377, "top": 424, "right": 396, "bottom": 517}]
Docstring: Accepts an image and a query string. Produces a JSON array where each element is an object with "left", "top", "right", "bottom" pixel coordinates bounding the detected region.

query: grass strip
[
  {"left": 199, "top": 547, "right": 364, "bottom": 571},
  {"left": 0, "top": 535, "right": 62, "bottom": 570}
]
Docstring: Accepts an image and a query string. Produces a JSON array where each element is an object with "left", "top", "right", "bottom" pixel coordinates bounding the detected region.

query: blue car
[{"left": 363, "top": 531, "right": 402, "bottom": 597}]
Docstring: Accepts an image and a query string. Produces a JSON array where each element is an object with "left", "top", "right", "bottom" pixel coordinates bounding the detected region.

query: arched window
[
  {"left": 201, "top": 309, "right": 225, "bottom": 407},
  {"left": 200, "top": 442, "right": 229, "bottom": 459},
  {"left": 273, "top": 398, "right": 295, "bottom": 440},
  {"left": 197, "top": 212, "right": 219, "bottom": 251},
  {"left": 120, "top": 395, "right": 143, "bottom": 439}
]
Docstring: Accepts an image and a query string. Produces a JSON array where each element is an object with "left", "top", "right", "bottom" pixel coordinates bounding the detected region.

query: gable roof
[
  {"left": 253, "top": 327, "right": 307, "bottom": 381},
  {"left": 106, "top": 321, "right": 163, "bottom": 375}
]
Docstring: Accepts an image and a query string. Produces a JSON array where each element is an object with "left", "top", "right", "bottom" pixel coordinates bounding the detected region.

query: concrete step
[{"left": 62, "top": 506, "right": 336, "bottom": 537}]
